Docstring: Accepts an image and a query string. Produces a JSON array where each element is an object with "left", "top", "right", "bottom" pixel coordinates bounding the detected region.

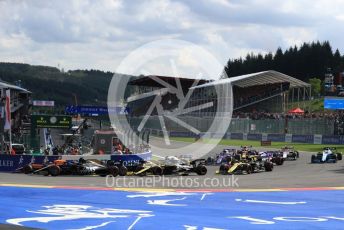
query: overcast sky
[{"left": 0, "top": 0, "right": 344, "bottom": 76}]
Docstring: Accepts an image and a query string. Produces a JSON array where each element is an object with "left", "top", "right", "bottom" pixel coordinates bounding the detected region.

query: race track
[
  {"left": 0, "top": 185, "right": 343, "bottom": 229},
  {"left": 1, "top": 138, "right": 343, "bottom": 189},
  {"left": 1, "top": 139, "right": 344, "bottom": 229}
]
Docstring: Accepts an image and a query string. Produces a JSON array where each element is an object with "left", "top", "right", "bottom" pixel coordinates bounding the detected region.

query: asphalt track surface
[
  {"left": 1, "top": 138, "right": 343, "bottom": 189},
  {"left": 1, "top": 139, "right": 344, "bottom": 229}
]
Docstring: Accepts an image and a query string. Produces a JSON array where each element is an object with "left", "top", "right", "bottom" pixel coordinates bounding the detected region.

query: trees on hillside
[{"left": 225, "top": 41, "right": 344, "bottom": 82}]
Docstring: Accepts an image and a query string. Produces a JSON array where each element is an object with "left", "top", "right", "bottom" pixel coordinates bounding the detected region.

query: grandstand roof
[
  {"left": 191, "top": 70, "right": 310, "bottom": 89},
  {"left": 0, "top": 81, "right": 31, "bottom": 93},
  {"left": 129, "top": 75, "right": 210, "bottom": 88}
]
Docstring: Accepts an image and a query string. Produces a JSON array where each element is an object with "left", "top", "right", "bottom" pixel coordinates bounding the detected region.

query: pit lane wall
[{"left": 0, "top": 152, "right": 152, "bottom": 172}]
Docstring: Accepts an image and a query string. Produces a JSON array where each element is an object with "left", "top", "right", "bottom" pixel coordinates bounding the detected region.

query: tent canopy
[{"left": 288, "top": 107, "right": 304, "bottom": 114}]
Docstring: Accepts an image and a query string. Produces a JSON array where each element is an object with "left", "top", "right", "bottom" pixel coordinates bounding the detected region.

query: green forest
[
  {"left": 0, "top": 41, "right": 343, "bottom": 106},
  {"left": 225, "top": 41, "right": 344, "bottom": 81},
  {"left": 0, "top": 63, "right": 113, "bottom": 106}
]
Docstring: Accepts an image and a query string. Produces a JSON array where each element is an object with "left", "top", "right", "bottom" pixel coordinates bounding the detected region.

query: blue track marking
[{"left": 0, "top": 186, "right": 343, "bottom": 230}]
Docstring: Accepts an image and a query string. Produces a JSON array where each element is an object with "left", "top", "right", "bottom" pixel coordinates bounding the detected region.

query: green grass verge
[{"left": 169, "top": 137, "right": 344, "bottom": 153}]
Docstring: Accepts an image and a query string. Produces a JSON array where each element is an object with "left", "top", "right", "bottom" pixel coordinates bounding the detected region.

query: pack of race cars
[
  {"left": 214, "top": 146, "right": 288, "bottom": 175},
  {"left": 17, "top": 155, "right": 208, "bottom": 177},
  {"left": 17, "top": 146, "right": 342, "bottom": 177}
]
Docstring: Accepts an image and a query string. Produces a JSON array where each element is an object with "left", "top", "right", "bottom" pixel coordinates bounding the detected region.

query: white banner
[
  {"left": 33, "top": 100, "right": 55, "bottom": 107},
  {"left": 314, "top": 134, "right": 322, "bottom": 144},
  {"left": 285, "top": 134, "right": 292, "bottom": 143}
]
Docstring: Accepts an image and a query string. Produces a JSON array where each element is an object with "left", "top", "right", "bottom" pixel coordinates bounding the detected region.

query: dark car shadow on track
[{"left": 328, "top": 167, "right": 344, "bottom": 173}]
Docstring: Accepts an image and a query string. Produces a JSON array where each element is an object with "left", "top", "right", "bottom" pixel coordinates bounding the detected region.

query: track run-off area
[
  {"left": 0, "top": 184, "right": 344, "bottom": 230},
  {"left": 1, "top": 138, "right": 344, "bottom": 229}
]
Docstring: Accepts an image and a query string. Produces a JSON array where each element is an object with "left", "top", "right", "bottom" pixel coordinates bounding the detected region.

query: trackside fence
[{"left": 145, "top": 128, "right": 344, "bottom": 145}]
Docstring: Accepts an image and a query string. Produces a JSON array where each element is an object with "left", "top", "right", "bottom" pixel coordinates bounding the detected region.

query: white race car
[{"left": 311, "top": 147, "right": 342, "bottom": 163}]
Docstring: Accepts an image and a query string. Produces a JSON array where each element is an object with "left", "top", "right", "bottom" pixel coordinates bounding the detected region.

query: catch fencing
[{"left": 128, "top": 116, "right": 335, "bottom": 135}]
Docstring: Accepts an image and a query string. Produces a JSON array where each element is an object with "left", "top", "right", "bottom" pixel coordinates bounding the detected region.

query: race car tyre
[
  {"left": 118, "top": 166, "right": 128, "bottom": 176},
  {"left": 337, "top": 153, "right": 342, "bottom": 161},
  {"left": 250, "top": 163, "right": 257, "bottom": 172},
  {"left": 95, "top": 168, "right": 108, "bottom": 177},
  {"left": 107, "top": 160, "right": 115, "bottom": 167},
  {"left": 152, "top": 166, "right": 163, "bottom": 176},
  {"left": 196, "top": 165, "right": 207, "bottom": 175},
  {"left": 69, "top": 164, "right": 80, "bottom": 175},
  {"left": 79, "top": 158, "right": 86, "bottom": 164},
  {"left": 311, "top": 155, "right": 316, "bottom": 163},
  {"left": 219, "top": 164, "right": 230, "bottom": 174},
  {"left": 296, "top": 151, "right": 300, "bottom": 158},
  {"left": 23, "top": 165, "right": 33, "bottom": 174},
  {"left": 256, "top": 156, "right": 263, "bottom": 162},
  {"left": 108, "top": 166, "right": 119, "bottom": 177},
  {"left": 275, "top": 158, "right": 284, "bottom": 165},
  {"left": 246, "top": 165, "right": 252, "bottom": 174},
  {"left": 48, "top": 165, "right": 61, "bottom": 176},
  {"left": 264, "top": 162, "right": 273, "bottom": 171}
]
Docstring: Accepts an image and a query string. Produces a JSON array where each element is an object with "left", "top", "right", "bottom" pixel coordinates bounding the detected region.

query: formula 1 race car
[
  {"left": 214, "top": 148, "right": 237, "bottom": 164},
  {"left": 132, "top": 160, "right": 164, "bottom": 176},
  {"left": 311, "top": 147, "right": 343, "bottom": 163},
  {"left": 280, "top": 146, "right": 299, "bottom": 160},
  {"left": 217, "top": 161, "right": 252, "bottom": 175},
  {"left": 260, "top": 151, "right": 284, "bottom": 165},
  {"left": 130, "top": 156, "right": 207, "bottom": 176},
  {"left": 217, "top": 155, "right": 273, "bottom": 175},
  {"left": 162, "top": 156, "right": 207, "bottom": 176},
  {"left": 20, "top": 158, "right": 123, "bottom": 177},
  {"left": 237, "top": 146, "right": 259, "bottom": 160}
]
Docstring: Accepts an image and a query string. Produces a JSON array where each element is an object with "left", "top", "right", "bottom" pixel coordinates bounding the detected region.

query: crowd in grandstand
[
  {"left": 234, "top": 83, "right": 289, "bottom": 108},
  {"left": 233, "top": 111, "right": 344, "bottom": 120}
]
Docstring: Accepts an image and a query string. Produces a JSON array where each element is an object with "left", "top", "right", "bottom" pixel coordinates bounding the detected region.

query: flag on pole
[{"left": 4, "top": 89, "right": 11, "bottom": 130}]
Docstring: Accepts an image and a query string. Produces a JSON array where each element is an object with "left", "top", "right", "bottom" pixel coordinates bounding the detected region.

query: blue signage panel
[
  {"left": 324, "top": 98, "right": 344, "bottom": 110},
  {"left": 322, "top": 135, "right": 344, "bottom": 145},
  {"left": 291, "top": 135, "right": 314, "bottom": 143},
  {"left": 267, "top": 134, "right": 285, "bottom": 142},
  {"left": 110, "top": 152, "right": 152, "bottom": 166},
  {"left": 247, "top": 133, "right": 262, "bottom": 141},
  {"left": 65, "top": 106, "right": 130, "bottom": 115},
  {"left": 230, "top": 133, "right": 244, "bottom": 140},
  {"left": 0, "top": 155, "right": 60, "bottom": 172},
  {"left": 0, "top": 153, "right": 152, "bottom": 172}
]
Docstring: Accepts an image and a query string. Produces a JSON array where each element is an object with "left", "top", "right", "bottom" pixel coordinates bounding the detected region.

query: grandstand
[
  {"left": 126, "top": 75, "right": 210, "bottom": 116},
  {"left": 126, "top": 70, "right": 311, "bottom": 117},
  {"left": 189, "top": 70, "right": 311, "bottom": 115},
  {"left": 124, "top": 70, "right": 315, "bottom": 135}
]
